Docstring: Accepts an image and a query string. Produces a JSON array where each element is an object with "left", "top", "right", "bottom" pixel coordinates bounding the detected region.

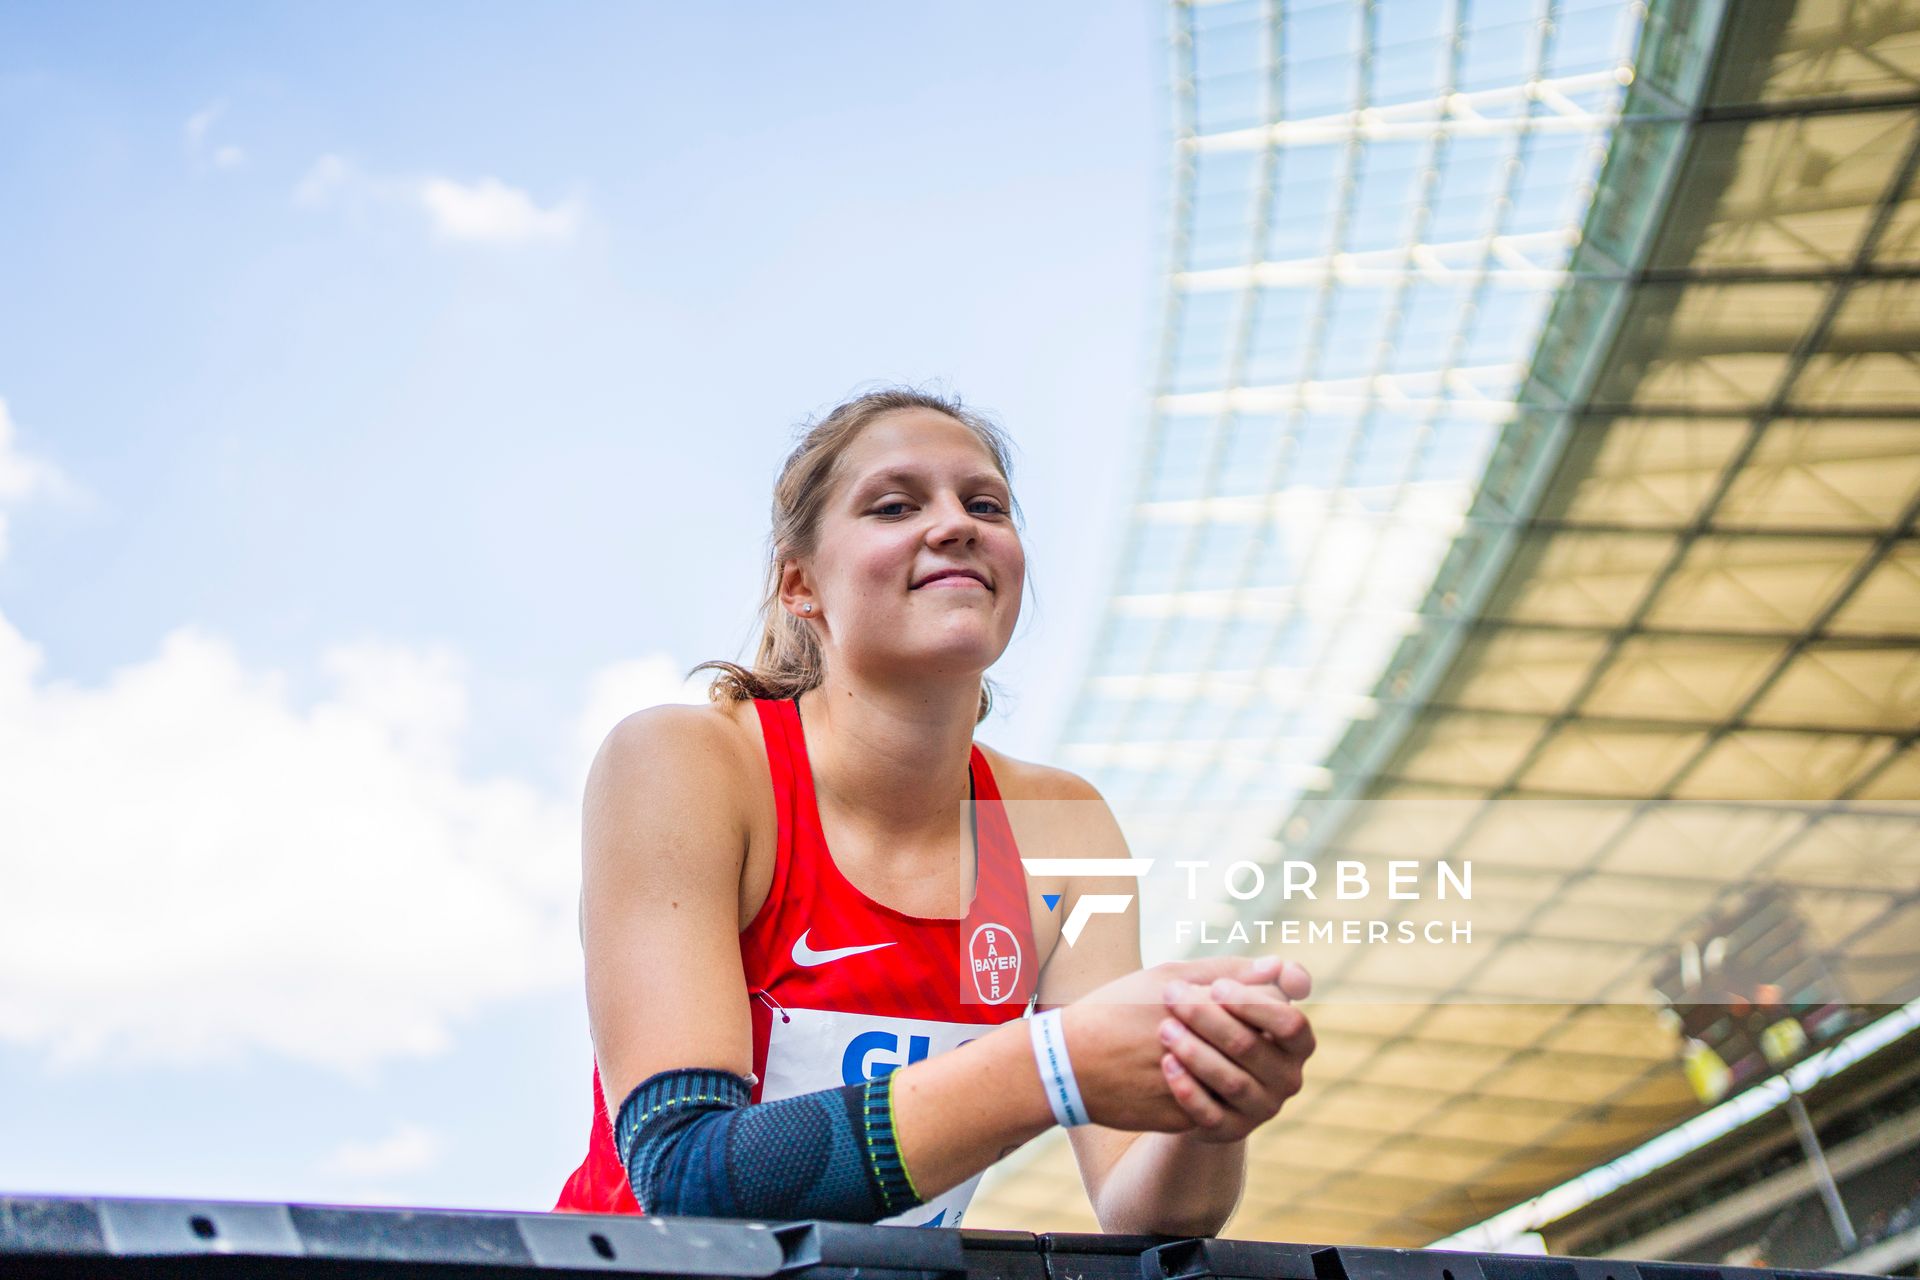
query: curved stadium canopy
[{"left": 970, "top": 0, "right": 1920, "bottom": 1247}]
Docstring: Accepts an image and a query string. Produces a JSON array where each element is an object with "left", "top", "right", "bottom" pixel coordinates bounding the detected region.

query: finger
[
  {"left": 1205, "top": 977, "right": 1316, "bottom": 1060},
  {"left": 1165, "top": 980, "right": 1287, "bottom": 1071},
  {"left": 1162, "top": 1051, "right": 1231, "bottom": 1131},
  {"left": 1197, "top": 977, "right": 1311, "bottom": 1042},
  {"left": 1160, "top": 1014, "right": 1278, "bottom": 1118},
  {"left": 1236, "top": 954, "right": 1285, "bottom": 984},
  {"left": 1179, "top": 954, "right": 1258, "bottom": 985},
  {"left": 1168, "top": 1010, "right": 1308, "bottom": 1109},
  {"left": 1273, "top": 1008, "right": 1317, "bottom": 1061},
  {"left": 1183, "top": 954, "right": 1303, "bottom": 999}
]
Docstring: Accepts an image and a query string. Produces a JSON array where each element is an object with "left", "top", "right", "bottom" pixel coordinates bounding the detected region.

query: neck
[{"left": 798, "top": 669, "right": 980, "bottom": 840}]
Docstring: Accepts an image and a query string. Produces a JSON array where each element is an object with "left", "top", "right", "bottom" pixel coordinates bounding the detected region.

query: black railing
[{"left": 0, "top": 1195, "right": 1878, "bottom": 1280}]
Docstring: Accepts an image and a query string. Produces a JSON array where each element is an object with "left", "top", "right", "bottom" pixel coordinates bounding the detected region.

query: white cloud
[
  {"left": 320, "top": 1124, "right": 441, "bottom": 1178},
  {"left": 293, "top": 156, "right": 583, "bottom": 246},
  {"left": 0, "top": 403, "right": 697, "bottom": 1076},
  {"left": 0, "top": 624, "right": 581, "bottom": 1075},
  {"left": 184, "top": 100, "right": 224, "bottom": 149},
  {"left": 416, "top": 176, "right": 582, "bottom": 245},
  {"left": 184, "top": 100, "right": 244, "bottom": 170},
  {"left": 292, "top": 154, "right": 355, "bottom": 208}
]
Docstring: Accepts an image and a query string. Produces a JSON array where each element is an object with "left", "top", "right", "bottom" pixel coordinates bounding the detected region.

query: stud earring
[{"left": 801, "top": 603, "right": 813, "bottom": 614}]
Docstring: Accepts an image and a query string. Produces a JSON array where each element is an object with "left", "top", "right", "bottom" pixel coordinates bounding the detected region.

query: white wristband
[{"left": 1028, "top": 1007, "right": 1089, "bottom": 1128}]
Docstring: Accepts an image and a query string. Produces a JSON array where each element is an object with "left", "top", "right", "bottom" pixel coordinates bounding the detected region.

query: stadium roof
[{"left": 971, "top": 0, "right": 1920, "bottom": 1247}]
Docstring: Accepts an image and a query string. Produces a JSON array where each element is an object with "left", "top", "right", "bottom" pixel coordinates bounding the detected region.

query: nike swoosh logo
[{"left": 792, "top": 928, "right": 896, "bottom": 968}]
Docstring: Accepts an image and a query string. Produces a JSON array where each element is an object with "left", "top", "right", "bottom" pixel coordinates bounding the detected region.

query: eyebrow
[{"left": 850, "top": 467, "right": 1009, "bottom": 498}]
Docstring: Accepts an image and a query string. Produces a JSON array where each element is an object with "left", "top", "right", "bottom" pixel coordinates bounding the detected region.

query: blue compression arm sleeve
[{"left": 614, "top": 1067, "right": 923, "bottom": 1221}]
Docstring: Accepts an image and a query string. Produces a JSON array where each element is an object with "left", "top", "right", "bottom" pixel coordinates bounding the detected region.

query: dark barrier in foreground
[{"left": 0, "top": 1196, "right": 1873, "bottom": 1280}]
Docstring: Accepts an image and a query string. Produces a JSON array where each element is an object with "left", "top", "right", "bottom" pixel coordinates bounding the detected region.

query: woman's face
[{"left": 790, "top": 408, "right": 1025, "bottom": 688}]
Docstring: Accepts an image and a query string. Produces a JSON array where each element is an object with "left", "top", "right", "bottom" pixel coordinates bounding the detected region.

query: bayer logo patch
[{"left": 968, "top": 922, "right": 1021, "bottom": 1004}]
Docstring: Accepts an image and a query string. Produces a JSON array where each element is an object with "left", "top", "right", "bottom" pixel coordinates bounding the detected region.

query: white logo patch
[
  {"left": 791, "top": 928, "right": 896, "bottom": 968},
  {"left": 967, "top": 923, "right": 1022, "bottom": 1004}
]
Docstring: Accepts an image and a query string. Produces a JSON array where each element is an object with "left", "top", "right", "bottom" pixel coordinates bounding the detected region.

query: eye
[
  {"left": 872, "top": 500, "right": 912, "bottom": 517},
  {"left": 969, "top": 499, "right": 1007, "bottom": 517}
]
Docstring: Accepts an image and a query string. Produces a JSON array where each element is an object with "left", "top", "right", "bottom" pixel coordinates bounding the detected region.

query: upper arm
[
  {"left": 1005, "top": 764, "right": 1147, "bottom": 1220},
  {"left": 581, "top": 705, "right": 756, "bottom": 1112},
  {"left": 1025, "top": 770, "right": 1143, "bottom": 1009}
]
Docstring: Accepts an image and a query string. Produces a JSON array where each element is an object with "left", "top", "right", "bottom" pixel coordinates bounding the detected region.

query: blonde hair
[{"left": 694, "top": 387, "right": 1020, "bottom": 724}]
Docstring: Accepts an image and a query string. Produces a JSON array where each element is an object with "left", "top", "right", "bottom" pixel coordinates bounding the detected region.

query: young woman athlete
[{"left": 554, "top": 388, "right": 1315, "bottom": 1233}]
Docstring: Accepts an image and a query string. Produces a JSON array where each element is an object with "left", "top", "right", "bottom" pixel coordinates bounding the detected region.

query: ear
[{"left": 777, "top": 558, "right": 816, "bottom": 619}]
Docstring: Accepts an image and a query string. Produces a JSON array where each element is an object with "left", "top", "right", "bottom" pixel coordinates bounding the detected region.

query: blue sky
[{"left": 0, "top": 3, "right": 1163, "bottom": 1211}]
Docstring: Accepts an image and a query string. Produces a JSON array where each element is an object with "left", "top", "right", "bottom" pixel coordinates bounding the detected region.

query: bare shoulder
[
  {"left": 974, "top": 741, "right": 1106, "bottom": 805},
  {"left": 973, "top": 742, "right": 1126, "bottom": 868},
  {"left": 977, "top": 743, "right": 1141, "bottom": 1006},
  {"left": 580, "top": 697, "right": 764, "bottom": 1095},
  {"left": 592, "top": 698, "right": 759, "bottom": 783},
  {"left": 585, "top": 697, "right": 768, "bottom": 845}
]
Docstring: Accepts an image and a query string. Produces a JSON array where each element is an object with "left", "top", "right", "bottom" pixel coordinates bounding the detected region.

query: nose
[{"left": 923, "top": 494, "right": 980, "bottom": 548}]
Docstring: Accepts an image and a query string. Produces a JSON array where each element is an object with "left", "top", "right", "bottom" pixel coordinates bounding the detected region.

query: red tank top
[{"left": 553, "top": 696, "right": 1039, "bottom": 1225}]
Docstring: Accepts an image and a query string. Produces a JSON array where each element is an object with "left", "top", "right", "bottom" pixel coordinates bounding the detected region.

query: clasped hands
[
  {"left": 1159, "top": 954, "right": 1314, "bottom": 1142},
  {"left": 1064, "top": 954, "right": 1315, "bottom": 1143}
]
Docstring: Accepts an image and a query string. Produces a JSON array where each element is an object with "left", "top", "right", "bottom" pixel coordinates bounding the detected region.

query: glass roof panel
[{"left": 1004, "top": 0, "right": 1920, "bottom": 1249}]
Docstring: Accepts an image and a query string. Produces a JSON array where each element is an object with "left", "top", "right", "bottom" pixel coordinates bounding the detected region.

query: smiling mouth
[{"left": 912, "top": 570, "right": 991, "bottom": 590}]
